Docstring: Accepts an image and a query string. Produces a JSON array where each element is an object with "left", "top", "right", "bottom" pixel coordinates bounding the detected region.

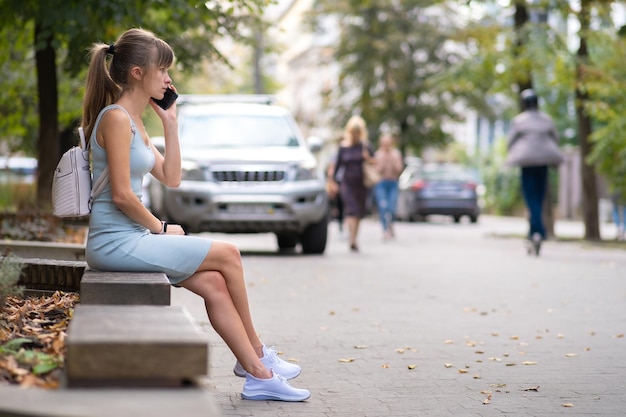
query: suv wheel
[{"left": 300, "top": 216, "right": 328, "bottom": 254}]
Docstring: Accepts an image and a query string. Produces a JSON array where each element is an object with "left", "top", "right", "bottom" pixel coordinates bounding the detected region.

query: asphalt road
[{"left": 172, "top": 215, "right": 626, "bottom": 417}]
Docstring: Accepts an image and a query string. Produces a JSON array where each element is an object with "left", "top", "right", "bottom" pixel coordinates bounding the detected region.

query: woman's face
[
  {"left": 350, "top": 126, "right": 362, "bottom": 143},
  {"left": 144, "top": 60, "right": 172, "bottom": 100}
]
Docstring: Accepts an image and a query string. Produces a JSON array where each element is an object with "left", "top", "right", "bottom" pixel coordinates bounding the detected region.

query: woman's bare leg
[
  {"left": 179, "top": 269, "right": 270, "bottom": 379},
  {"left": 346, "top": 216, "right": 358, "bottom": 247},
  {"left": 195, "top": 241, "right": 263, "bottom": 354}
]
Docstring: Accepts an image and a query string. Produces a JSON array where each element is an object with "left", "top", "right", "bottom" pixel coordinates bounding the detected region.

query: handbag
[
  {"left": 52, "top": 127, "right": 109, "bottom": 217},
  {"left": 362, "top": 161, "right": 381, "bottom": 188}
]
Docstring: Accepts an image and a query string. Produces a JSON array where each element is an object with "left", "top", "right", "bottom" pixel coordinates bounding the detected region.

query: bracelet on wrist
[{"left": 153, "top": 220, "right": 167, "bottom": 234}]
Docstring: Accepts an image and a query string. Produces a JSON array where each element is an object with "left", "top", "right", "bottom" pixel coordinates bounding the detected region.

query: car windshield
[
  {"left": 423, "top": 166, "right": 477, "bottom": 182},
  {"left": 180, "top": 114, "right": 300, "bottom": 149}
]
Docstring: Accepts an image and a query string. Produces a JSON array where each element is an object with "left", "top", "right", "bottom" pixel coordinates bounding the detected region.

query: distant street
[{"left": 173, "top": 215, "right": 626, "bottom": 417}]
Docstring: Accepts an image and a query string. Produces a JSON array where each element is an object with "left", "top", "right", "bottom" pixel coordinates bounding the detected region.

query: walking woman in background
[
  {"left": 374, "top": 134, "right": 404, "bottom": 240},
  {"left": 333, "top": 115, "right": 375, "bottom": 252},
  {"left": 505, "top": 89, "right": 563, "bottom": 256},
  {"left": 82, "top": 28, "right": 309, "bottom": 401}
]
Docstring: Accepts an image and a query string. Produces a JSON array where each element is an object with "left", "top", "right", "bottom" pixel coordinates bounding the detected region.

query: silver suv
[{"left": 147, "top": 95, "right": 329, "bottom": 254}]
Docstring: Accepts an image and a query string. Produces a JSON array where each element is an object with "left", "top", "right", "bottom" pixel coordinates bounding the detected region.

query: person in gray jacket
[{"left": 505, "top": 89, "right": 563, "bottom": 254}]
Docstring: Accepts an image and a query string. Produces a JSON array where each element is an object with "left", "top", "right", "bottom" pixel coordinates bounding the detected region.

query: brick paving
[{"left": 173, "top": 215, "right": 626, "bottom": 417}]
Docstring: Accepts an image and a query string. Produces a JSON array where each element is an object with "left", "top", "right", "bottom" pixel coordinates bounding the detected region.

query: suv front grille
[{"left": 212, "top": 170, "right": 285, "bottom": 182}]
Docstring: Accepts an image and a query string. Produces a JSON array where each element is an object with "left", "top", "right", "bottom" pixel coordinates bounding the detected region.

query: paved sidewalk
[{"left": 172, "top": 215, "right": 626, "bottom": 416}]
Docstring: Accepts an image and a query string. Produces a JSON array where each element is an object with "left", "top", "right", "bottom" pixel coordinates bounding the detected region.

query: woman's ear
[{"left": 130, "top": 66, "right": 143, "bottom": 81}]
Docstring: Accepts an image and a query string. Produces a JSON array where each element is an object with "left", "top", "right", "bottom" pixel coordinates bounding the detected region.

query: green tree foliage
[
  {"left": 0, "top": 0, "right": 268, "bottom": 208},
  {"left": 587, "top": 26, "right": 626, "bottom": 197},
  {"left": 0, "top": 22, "right": 38, "bottom": 155},
  {"left": 311, "top": 0, "right": 464, "bottom": 154}
]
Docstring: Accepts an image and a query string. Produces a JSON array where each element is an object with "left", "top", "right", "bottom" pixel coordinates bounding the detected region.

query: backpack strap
[{"left": 87, "top": 105, "right": 137, "bottom": 208}]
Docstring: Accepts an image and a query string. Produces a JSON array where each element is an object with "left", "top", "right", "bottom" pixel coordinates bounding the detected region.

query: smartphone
[{"left": 152, "top": 88, "right": 178, "bottom": 110}]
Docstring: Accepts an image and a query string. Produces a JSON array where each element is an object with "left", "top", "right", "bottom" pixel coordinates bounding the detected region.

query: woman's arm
[{"left": 148, "top": 97, "right": 181, "bottom": 188}]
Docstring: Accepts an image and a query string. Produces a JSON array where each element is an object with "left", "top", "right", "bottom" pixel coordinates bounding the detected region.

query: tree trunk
[
  {"left": 35, "top": 23, "right": 59, "bottom": 210},
  {"left": 253, "top": 30, "right": 264, "bottom": 94},
  {"left": 576, "top": 0, "right": 600, "bottom": 240}
]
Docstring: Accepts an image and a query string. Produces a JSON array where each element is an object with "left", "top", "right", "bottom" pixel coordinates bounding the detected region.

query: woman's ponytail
[{"left": 82, "top": 43, "right": 121, "bottom": 143}]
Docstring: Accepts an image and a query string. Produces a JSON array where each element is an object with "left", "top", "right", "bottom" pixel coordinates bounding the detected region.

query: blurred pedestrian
[
  {"left": 610, "top": 190, "right": 626, "bottom": 240},
  {"left": 325, "top": 147, "right": 345, "bottom": 235},
  {"left": 333, "top": 115, "right": 375, "bottom": 252},
  {"left": 82, "top": 28, "right": 309, "bottom": 401},
  {"left": 374, "top": 134, "right": 404, "bottom": 240},
  {"left": 505, "top": 89, "right": 563, "bottom": 255}
]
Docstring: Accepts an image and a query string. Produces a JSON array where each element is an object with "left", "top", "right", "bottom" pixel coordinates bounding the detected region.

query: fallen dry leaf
[
  {"left": 490, "top": 383, "right": 506, "bottom": 388},
  {"left": 479, "top": 390, "right": 492, "bottom": 395},
  {"left": 353, "top": 345, "right": 368, "bottom": 349},
  {"left": 562, "top": 403, "right": 574, "bottom": 407},
  {"left": 444, "top": 339, "right": 454, "bottom": 344},
  {"left": 510, "top": 335, "right": 519, "bottom": 340},
  {"left": 395, "top": 348, "right": 405, "bottom": 354},
  {"left": 407, "top": 365, "right": 416, "bottom": 370},
  {"left": 615, "top": 334, "right": 624, "bottom": 338},
  {"left": 491, "top": 332, "right": 499, "bottom": 337},
  {"left": 522, "top": 386, "right": 540, "bottom": 392},
  {"left": 381, "top": 364, "right": 390, "bottom": 369},
  {"left": 444, "top": 363, "right": 453, "bottom": 368},
  {"left": 338, "top": 358, "right": 355, "bottom": 363},
  {"left": 522, "top": 361, "right": 538, "bottom": 365},
  {"left": 458, "top": 369, "right": 469, "bottom": 374},
  {"left": 488, "top": 357, "right": 502, "bottom": 362},
  {"left": 473, "top": 374, "right": 481, "bottom": 379},
  {"left": 564, "top": 353, "right": 579, "bottom": 358}
]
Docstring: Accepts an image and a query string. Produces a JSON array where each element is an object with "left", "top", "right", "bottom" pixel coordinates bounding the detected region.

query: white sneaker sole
[{"left": 241, "top": 391, "right": 311, "bottom": 401}]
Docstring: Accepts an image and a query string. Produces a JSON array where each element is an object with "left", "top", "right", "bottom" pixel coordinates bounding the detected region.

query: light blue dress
[{"left": 85, "top": 105, "right": 212, "bottom": 285}]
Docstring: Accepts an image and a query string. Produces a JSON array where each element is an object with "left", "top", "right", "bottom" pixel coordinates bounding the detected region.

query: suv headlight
[
  {"left": 293, "top": 163, "right": 319, "bottom": 181},
  {"left": 181, "top": 160, "right": 206, "bottom": 181}
]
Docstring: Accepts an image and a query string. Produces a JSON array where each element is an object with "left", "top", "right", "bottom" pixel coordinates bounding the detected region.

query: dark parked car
[{"left": 396, "top": 163, "right": 481, "bottom": 223}]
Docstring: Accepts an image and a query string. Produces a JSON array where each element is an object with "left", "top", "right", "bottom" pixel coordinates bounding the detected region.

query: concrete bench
[
  {"left": 65, "top": 305, "right": 209, "bottom": 388},
  {"left": 80, "top": 270, "right": 171, "bottom": 306}
]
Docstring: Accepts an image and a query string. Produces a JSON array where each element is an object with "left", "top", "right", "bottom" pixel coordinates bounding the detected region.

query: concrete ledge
[
  {"left": 0, "top": 240, "right": 85, "bottom": 261},
  {"left": 0, "top": 384, "right": 220, "bottom": 417},
  {"left": 65, "top": 305, "right": 209, "bottom": 388},
  {"left": 80, "top": 270, "right": 171, "bottom": 305}
]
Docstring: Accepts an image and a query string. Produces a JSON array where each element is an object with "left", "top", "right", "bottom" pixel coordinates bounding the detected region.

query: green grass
[{"left": 0, "top": 182, "right": 37, "bottom": 211}]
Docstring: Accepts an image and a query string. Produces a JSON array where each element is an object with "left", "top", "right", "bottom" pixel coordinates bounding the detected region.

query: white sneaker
[
  {"left": 233, "top": 345, "right": 302, "bottom": 379},
  {"left": 241, "top": 372, "right": 310, "bottom": 401}
]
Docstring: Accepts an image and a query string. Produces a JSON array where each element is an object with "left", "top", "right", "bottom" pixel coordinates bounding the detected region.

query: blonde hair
[
  {"left": 82, "top": 28, "right": 174, "bottom": 141},
  {"left": 343, "top": 115, "right": 368, "bottom": 146}
]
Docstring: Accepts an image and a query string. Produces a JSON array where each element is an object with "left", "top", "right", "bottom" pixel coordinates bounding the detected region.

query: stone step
[
  {"left": 65, "top": 305, "right": 209, "bottom": 388},
  {"left": 12, "top": 257, "right": 86, "bottom": 292},
  {"left": 80, "top": 270, "right": 171, "bottom": 305}
]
